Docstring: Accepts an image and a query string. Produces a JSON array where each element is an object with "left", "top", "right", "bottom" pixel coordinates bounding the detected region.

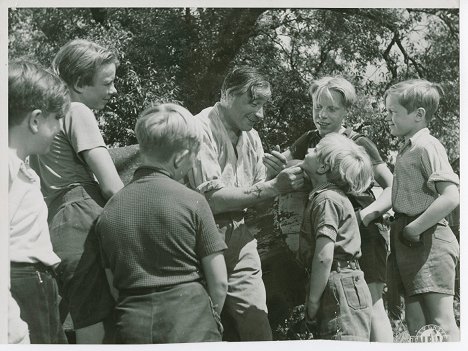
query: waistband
[
  {"left": 119, "top": 285, "right": 176, "bottom": 296},
  {"left": 394, "top": 212, "right": 421, "bottom": 221},
  {"left": 10, "top": 261, "right": 55, "bottom": 273},
  {"left": 331, "top": 258, "right": 360, "bottom": 272},
  {"left": 306, "top": 258, "right": 360, "bottom": 275}
]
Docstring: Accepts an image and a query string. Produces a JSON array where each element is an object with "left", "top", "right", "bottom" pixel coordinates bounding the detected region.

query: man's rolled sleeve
[{"left": 189, "top": 132, "right": 226, "bottom": 194}]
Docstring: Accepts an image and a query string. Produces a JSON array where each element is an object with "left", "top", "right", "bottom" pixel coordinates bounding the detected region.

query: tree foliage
[{"left": 8, "top": 7, "right": 459, "bottom": 162}]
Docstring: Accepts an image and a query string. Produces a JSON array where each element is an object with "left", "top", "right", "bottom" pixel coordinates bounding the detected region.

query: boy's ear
[
  {"left": 73, "top": 77, "right": 85, "bottom": 93},
  {"left": 317, "top": 162, "right": 329, "bottom": 175},
  {"left": 415, "top": 107, "right": 426, "bottom": 122},
  {"left": 28, "top": 109, "right": 43, "bottom": 134},
  {"left": 174, "top": 149, "right": 190, "bottom": 169}
]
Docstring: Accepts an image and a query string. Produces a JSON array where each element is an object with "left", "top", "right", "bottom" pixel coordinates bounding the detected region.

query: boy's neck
[
  {"left": 403, "top": 124, "right": 427, "bottom": 142},
  {"left": 9, "top": 128, "right": 30, "bottom": 161},
  {"left": 308, "top": 173, "right": 328, "bottom": 190}
]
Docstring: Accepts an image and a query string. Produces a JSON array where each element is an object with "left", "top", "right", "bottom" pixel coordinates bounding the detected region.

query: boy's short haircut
[
  {"left": 221, "top": 66, "right": 271, "bottom": 103},
  {"left": 135, "top": 103, "right": 202, "bottom": 162},
  {"left": 8, "top": 60, "right": 71, "bottom": 127},
  {"left": 52, "top": 39, "right": 119, "bottom": 88},
  {"left": 309, "top": 76, "right": 356, "bottom": 109},
  {"left": 384, "top": 79, "right": 443, "bottom": 122},
  {"left": 315, "top": 133, "right": 373, "bottom": 194}
]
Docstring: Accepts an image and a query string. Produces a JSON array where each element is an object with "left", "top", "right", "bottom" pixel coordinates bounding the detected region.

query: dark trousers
[
  {"left": 10, "top": 263, "right": 67, "bottom": 344},
  {"left": 115, "top": 282, "right": 222, "bottom": 343}
]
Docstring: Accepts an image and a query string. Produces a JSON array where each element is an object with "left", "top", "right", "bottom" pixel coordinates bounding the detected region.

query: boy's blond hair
[
  {"left": 8, "top": 60, "right": 70, "bottom": 126},
  {"left": 315, "top": 133, "right": 372, "bottom": 194},
  {"left": 135, "top": 103, "right": 202, "bottom": 162},
  {"left": 309, "top": 76, "right": 356, "bottom": 109},
  {"left": 383, "top": 79, "right": 443, "bottom": 122},
  {"left": 52, "top": 39, "right": 119, "bottom": 88}
]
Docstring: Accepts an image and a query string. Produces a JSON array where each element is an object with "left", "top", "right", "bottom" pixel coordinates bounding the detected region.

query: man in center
[{"left": 188, "top": 66, "right": 304, "bottom": 341}]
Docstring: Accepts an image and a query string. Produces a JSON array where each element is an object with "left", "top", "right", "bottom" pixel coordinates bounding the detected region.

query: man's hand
[
  {"left": 272, "top": 166, "right": 304, "bottom": 194},
  {"left": 263, "top": 145, "right": 287, "bottom": 180}
]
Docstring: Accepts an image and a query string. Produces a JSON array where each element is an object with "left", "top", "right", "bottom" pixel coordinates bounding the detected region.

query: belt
[
  {"left": 331, "top": 259, "right": 360, "bottom": 272},
  {"left": 10, "top": 261, "right": 55, "bottom": 274}
]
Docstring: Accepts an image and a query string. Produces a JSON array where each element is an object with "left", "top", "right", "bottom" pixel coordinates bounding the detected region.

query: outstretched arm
[
  {"left": 205, "top": 166, "right": 304, "bottom": 214},
  {"left": 359, "top": 163, "right": 393, "bottom": 226}
]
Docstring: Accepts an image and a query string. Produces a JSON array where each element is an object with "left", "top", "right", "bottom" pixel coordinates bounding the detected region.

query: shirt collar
[
  {"left": 400, "top": 127, "right": 430, "bottom": 152},
  {"left": 9, "top": 149, "right": 37, "bottom": 183},
  {"left": 133, "top": 165, "right": 173, "bottom": 181},
  {"left": 213, "top": 102, "right": 246, "bottom": 147},
  {"left": 309, "top": 182, "right": 339, "bottom": 199},
  {"left": 409, "top": 127, "right": 430, "bottom": 144}
]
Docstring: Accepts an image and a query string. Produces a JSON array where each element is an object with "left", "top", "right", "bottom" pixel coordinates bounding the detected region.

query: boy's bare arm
[
  {"left": 82, "top": 147, "right": 124, "bottom": 200},
  {"left": 403, "top": 181, "right": 459, "bottom": 241},
  {"left": 307, "top": 234, "right": 334, "bottom": 320},
  {"left": 201, "top": 252, "right": 228, "bottom": 315},
  {"left": 359, "top": 163, "right": 393, "bottom": 226}
]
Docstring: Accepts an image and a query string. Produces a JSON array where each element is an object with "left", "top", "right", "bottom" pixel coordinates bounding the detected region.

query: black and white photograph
[{"left": 0, "top": 0, "right": 465, "bottom": 349}]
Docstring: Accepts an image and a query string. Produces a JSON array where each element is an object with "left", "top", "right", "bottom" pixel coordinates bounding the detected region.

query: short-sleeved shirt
[
  {"left": 393, "top": 128, "right": 459, "bottom": 216},
  {"left": 188, "top": 103, "right": 266, "bottom": 196},
  {"left": 30, "top": 102, "right": 106, "bottom": 206},
  {"left": 96, "top": 166, "right": 227, "bottom": 290},
  {"left": 290, "top": 128, "right": 383, "bottom": 209},
  {"left": 298, "top": 183, "right": 362, "bottom": 270},
  {"left": 8, "top": 149, "right": 60, "bottom": 266}
]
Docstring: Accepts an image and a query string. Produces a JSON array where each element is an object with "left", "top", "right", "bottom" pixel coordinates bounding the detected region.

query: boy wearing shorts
[
  {"left": 298, "top": 133, "right": 373, "bottom": 341},
  {"left": 385, "top": 79, "right": 459, "bottom": 341}
]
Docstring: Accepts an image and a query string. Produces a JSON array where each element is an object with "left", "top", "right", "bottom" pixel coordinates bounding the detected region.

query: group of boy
[{"left": 8, "top": 56, "right": 459, "bottom": 343}]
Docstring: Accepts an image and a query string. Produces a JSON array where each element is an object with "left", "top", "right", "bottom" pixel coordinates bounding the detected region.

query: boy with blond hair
[
  {"left": 298, "top": 133, "right": 373, "bottom": 341},
  {"left": 385, "top": 79, "right": 459, "bottom": 341},
  {"left": 8, "top": 60, "right": 70, "bottom": 343}
]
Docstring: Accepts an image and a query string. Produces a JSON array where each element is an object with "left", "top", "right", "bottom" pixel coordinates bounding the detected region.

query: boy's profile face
[
  {"left": 301, "top": 147, "right": 323, "bottom": 183},
  {"left": 312, "top": 89, "right": 347, "bottom": 136},
  {"left": 80, "top": 63, "right": 117, "bottom": 111},
  {"left": 36, "top": 111, "right": 62, "bottom": 154},
  {"left": 222, "top": 91, "right": 268, "bottom": 133},
  {"left": 385, "top": 93, "right": 419, "bottom": 139}
]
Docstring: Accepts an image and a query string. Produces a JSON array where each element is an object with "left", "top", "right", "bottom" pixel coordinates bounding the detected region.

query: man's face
[
  {"left": 312, "top": 89, "right": 347, "bottom": 136},
  {"left": 80, "top": 63, "right": 117, "bottom": 111},
  {"left": 223, "top": 91, "right": 269, "bottom": 133}
]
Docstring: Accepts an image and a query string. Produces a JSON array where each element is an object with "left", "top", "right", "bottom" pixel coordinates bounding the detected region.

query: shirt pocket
[{"left": 341, "top": 274, "right": 370, "bottom": 310}]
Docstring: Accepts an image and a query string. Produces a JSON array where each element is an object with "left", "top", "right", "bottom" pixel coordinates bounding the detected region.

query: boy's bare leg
[
  {"left": 405, "top": 295, "right": 426, "bottom": 336},
  {"left": 368, "top": 282, "right": 393, "bottom": 342},
  {"left": 423, "top": 292, "right": 459, "bottom": 341}
]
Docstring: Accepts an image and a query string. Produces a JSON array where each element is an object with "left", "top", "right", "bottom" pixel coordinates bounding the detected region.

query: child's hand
[{"left": 400, "top": 224, "right": 423, "bottom": 248}]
